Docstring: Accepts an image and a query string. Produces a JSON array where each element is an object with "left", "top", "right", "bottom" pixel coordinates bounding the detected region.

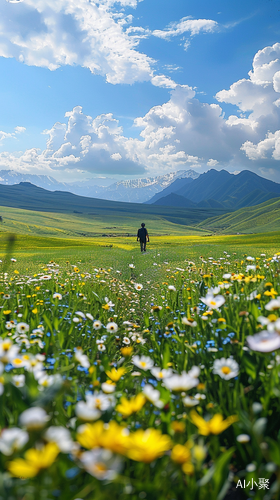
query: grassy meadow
[{"left": 0, "top": 203, "right": 280, "bottom": 500}]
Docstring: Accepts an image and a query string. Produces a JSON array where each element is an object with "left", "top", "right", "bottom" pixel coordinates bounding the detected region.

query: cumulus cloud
[
  {"left": 151, "top": 75, "right": 178, "bottom": 89},
  {"left": 125, "top": 43, "right": 280, "bottom": 177},
  {"left": 0, "top": 0, "right": 153, "bottom": 84},
  {"left": 207, "top": 159, "right": 219, "bottom": 167},
  {"left": 0, "top": 106, "right": 145, "bottom": 175},
  {"left": 241, "top": 131, "right": 280, "bottom": 161},
  {"left": 1, "top": 44, "right": 280, "bottom": 180},
  {"left": 216, "top": 43, "right": 280, "bottom": 173},
  {"left": 0, "top": 1, "right": 218, "bottom": 86}
]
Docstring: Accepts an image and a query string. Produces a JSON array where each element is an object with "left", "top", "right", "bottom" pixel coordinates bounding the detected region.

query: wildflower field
[{"left": 0, "top": 233, "right": 280, "bottom": 500}]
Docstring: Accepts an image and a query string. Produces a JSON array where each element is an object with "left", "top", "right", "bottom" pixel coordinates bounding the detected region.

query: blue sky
[{"left": 0, "top": 0, "right": 280, "bottom": 182}]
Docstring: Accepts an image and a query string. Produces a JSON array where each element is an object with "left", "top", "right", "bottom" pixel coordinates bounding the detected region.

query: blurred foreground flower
[
  {"left": 200, "top": 293, "right": 225, "bottom": 310},
  {"left": 8, "top": 443, "right": 59, "bottom": 478},
  {"left": 80, "top": 448, "right": 123, "bottom": 480},
  {"left": 127, "top": 429, "right": 172, "bottom": 463},
  {"left": 190, "top": 411, "right": 238, "bottom": 435},
  {"left": 19, "top": 407, "right": 50, "bottom": 431},
  {"left": 247, "top": 331, "right": 280, "bottom": 352},
  {"left": 106, "top": 367, "right": 126, "bottom": 382},
  {"left": 77, "top": 421, "right": 130, "bottom": 455},
  {"left": 116, "top": 394, "right": 146, "bottom": 417},
  {"left": 0, "top": 428, "right": 29, "bottom": 456}
]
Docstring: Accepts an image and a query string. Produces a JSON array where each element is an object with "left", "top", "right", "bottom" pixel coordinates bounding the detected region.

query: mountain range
[
  {"left": 0, "top": 181, "right": 227, "bottom": 227},
  {"left": 0, "top": 169, "right": 199, "bottom": 203},
  {"left": 146, "top": 169, "right": 280, "bottom": 209}
]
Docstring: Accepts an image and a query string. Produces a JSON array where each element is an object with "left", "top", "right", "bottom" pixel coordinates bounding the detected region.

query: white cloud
[
  {"left": 151, "top": 75, "right": 177, "bottom": 89},
  {"left": 207, "top": 159, "right": 219, "bottom": 167},
  {"left": 0, "top": 2, "right": 218, "bottom": 86},
  {"left": 241, "top": 131, "right": 280, "bottom": 161},
  {"left": 1, "top": 44, "right": 280, "bottom": 181},
  {"left": 111, "top": 152, "right": 122, "bottom": 160},
  {"left": 0, "top": 126, "right": 26, "bottom": 143},
  {"left": 0, "top": 0, "right": 153, "bottom": 84},
  {"left": 152, "top": 17, "right": 217, "bottom": 39},
  {"left": 14, "top": 126, "right": 26, "bottom": 134},
  {"left": 0, "top": 106, "right": 145, "bottom": 175},
  {"left": 215, "top": 43, "right": 280, "bottom": 172}
]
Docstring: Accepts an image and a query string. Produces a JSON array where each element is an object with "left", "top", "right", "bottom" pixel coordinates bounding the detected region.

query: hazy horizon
[{"left": 0, "top": 0, "right": 280, "bottom": 183}]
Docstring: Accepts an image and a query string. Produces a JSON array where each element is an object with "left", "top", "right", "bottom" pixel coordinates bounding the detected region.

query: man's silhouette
[{"left": 137, "top": 223, "right": 149, "bottom": 253}]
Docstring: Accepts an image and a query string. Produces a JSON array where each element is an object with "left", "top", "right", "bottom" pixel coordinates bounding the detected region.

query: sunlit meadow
[{"left": 0, "top": 234, "right": 280, "bottom": 500}]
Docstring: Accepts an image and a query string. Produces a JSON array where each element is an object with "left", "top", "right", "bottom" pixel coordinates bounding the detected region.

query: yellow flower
[
  {"left": 77, "top": 421, "right": 130, "bottom": 455},
  {"left": 190, "top": 410, "right": 238, "bottom": 435},
  {"left": 193, "top": 444, "right": 207, "bottom": 462},
  {"left": 171, "top": 444, "right": 191, "bottom": 464},
  {"left": 182, "top": 461, "right": 195, "bottom": 475},
  {"left": 99, "top": 421, "right": 130, "bottom": 455},
  {"left": 102, "top": 304, "right": 110, "bottom": 310},
  {"left": 127, "top": 429, "right": 172, "bottom": 463},
  {"left": 8, "top": 443, "right": 59, "bottom": 478},
  {"left": 120, "top": 346, "right": 133, "bottom": 357},
  {"left": 32, "top": 308, "right": 38, "bottom": 314},
  {"left": 170, "top": 421, "right": 186, "bottom": 433},
  {"left": 106, "top": 367, "right": 126, "bottom": 382},
  {"left": 197, "top": 383, "right": 206, "bottom": 391},
  {"left": 3, "top": 310, "right": 11, "bottom": 315},
  {"left": 116, "top": 394, "right": 146, "bottom": 418},
  {"left": 264, "top": 288, "right": 277, "bottom": 298},
  {"left": 77, "top": 421, "right": 104, "bottom": 449}
]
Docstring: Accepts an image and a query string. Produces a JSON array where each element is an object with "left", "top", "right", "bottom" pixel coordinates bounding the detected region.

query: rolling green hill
[
  {"left": 197, "top": 196, "right": 280, "bottom": 234},
  {"left": 0, "top": 182, "right": 228, "bottom": 227},
  {"left": 0, "top": 204, "right": 211, "bottom": 240}
]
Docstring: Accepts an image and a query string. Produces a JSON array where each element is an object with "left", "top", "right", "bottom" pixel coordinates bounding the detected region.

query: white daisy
[
  {"left": 213, "top": 357, "right": 239, "bottom": 380},
  {"left": 151, "top": 367, "right": 173, "bottom": 380},
  {"left": 265, "top": 298, "right": 280, "bottom": 311},
  {"left": 134, "top": 283, "right": 143, "bottom": 291},
  {"left": 106, "top": 322, "right": 118, "bottom": 333},
  {"left": 16, "top": 322, "right": 29, "bottom": 334},
  {"left": 19, "top": 407, "right": 49, "bottom": 430},
  {"left": 0, "top": 428, "right": 29, "bottom": 456},
  {"left": 80, "top": 448, "right": 123, "bottom": 481},
  {"left": 247, "top": 331, "right": 280, "bottom": 352},
  {"left": 132, "top": 355, "right": 154, "bottom": 371},
  {"left": 142, "top": 385, "right": 164, "bottom": 408},
  {"left": 236, "top": 434, "right": 250, "bottom": 443}
]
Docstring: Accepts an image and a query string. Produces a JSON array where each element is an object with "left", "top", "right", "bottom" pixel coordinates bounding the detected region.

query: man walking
[{"left": 137, "top": 223, "right": 149, "bottom": 253}]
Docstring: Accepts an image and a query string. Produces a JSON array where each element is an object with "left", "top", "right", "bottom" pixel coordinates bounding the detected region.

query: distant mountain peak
[
  {"left": 0, "top": 168, "right": 200, "bottom": 203},
  {"left": 148, "top": 168, "right": 280, "bottom": 210},
  {"left": 113, "top": 169, "right": 199, "bottom": 190}
]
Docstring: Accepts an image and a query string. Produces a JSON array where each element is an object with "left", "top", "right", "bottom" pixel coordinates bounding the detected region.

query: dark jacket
[{"left": 137, "top": 227, "right": 148, "bottom": 241}]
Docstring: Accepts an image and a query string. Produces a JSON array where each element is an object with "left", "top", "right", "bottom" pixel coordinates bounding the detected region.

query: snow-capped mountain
[
  {"left": 0, "top": 170, "right": 69, "bottom": 191},
  {"left": 94, "top": 170, "right": 200, "bottom": 202},
  {"left": 0, "top": 169, "right": 200, "bottom": 202}
]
